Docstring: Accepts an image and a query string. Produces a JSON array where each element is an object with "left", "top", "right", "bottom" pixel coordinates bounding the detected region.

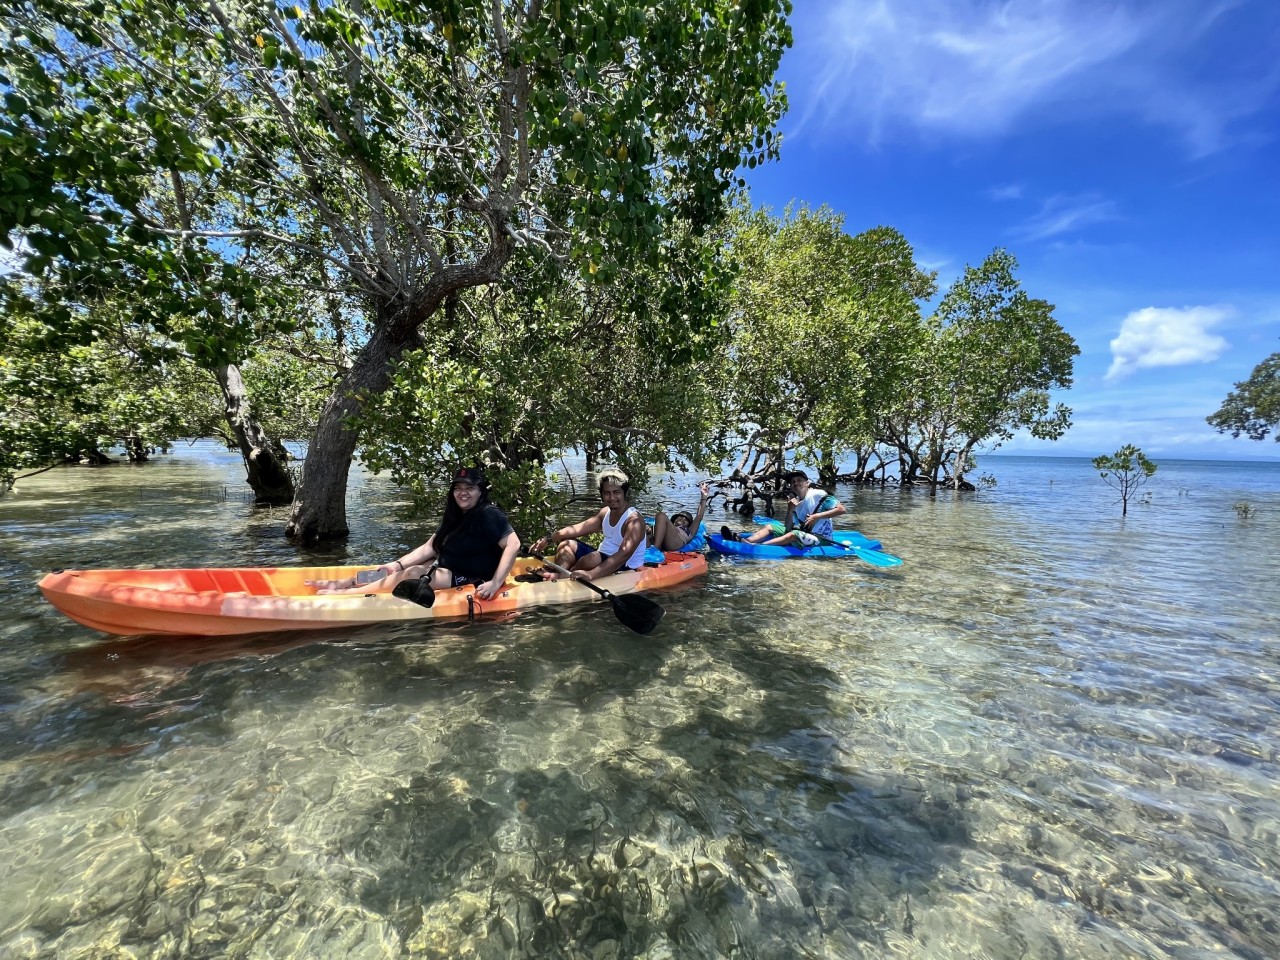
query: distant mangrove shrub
[{"left": 1093, "top": 445, "right": 1157, "bottom": 517}]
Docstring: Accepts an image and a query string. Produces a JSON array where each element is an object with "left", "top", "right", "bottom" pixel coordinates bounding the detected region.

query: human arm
[
  {"left": 784, "top": 496, "right": 800, "bottom": 530},
  {"left": 798, "top": 497, "right": 846, "bottom": 531},
  {"left": 475, "top": 531, "right": 521, "bottom": 599},
  {"left": 531, "top": 510, "right": 605, "bottom": 554},
  {"left": 577, "top": 512, "right": 646, "bottom": 581},
  {"left": 690, "top": 482, "right": 711, "bottom": 529},
  {"left": 390, "top": 535, "right": 438, "bottom": 574}
]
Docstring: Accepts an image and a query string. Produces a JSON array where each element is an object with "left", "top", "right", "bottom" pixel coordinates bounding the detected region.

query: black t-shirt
[{"left": 435, "top": 504, "right": 514, "bottom": 580}]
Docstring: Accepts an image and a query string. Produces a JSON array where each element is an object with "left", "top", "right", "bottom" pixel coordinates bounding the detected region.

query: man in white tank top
[{"left": 532, "top": 470, "right": 649, "bottom": 580}]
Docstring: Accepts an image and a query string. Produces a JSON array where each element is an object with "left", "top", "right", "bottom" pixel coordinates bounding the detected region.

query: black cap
[
  {"left": 451, "top": 466, "right": 487, "bottom": 488},
  {"left": 785, "top": 470, "right": 809, "bottom": 482}
]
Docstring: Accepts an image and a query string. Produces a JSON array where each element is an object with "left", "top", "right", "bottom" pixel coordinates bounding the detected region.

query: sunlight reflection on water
[{"left": 1, "top": 446, "right": 1278, "bottom": 958}]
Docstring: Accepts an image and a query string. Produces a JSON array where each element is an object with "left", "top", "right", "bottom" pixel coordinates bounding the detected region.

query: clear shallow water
[{"left": 1, "top": 446, "right": 1278, "bottom": 959}]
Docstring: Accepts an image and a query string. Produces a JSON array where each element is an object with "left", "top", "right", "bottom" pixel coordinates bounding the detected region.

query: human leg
[
  {"left": 742, "top": 523, "right": 781, "bottom": 544},
  {"left": 653, "top": 512, "right": 691, "bottom": 551},
  {"left": 760, "top": 530, "right": 818, "bottom": 548},
  {"left": 540, "top": 540, "right": 591, "bottom": 579}
]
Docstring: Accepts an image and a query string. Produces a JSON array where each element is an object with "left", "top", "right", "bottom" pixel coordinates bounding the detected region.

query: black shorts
[{"left": 430, "top": 564, "right": 487, "bottom": 588}]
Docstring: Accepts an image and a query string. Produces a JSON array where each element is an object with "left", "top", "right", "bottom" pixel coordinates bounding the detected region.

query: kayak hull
[
  {"left": 38, "top": 553, "right": 708, "bottom": 638},
  {"left": 708, "top": 530, "right": 886, "bottom": 560}
]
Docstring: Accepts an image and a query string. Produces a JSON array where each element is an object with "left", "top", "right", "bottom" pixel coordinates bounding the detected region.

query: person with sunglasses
[{"left": 651, "top": 481, "right": 712, "bottom": 552}]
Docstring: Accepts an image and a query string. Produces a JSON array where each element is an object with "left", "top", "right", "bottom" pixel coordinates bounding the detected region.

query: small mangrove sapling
[{"left": 1093, "top": 445, "right": 1157, "bottom": 517}]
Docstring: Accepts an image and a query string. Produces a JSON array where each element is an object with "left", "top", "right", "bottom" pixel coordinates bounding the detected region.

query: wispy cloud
[
  {"left": 988, "top": 184, "right": 1023, "bottom": 201},
  {"left": 1105, "top": 305, "right": 1232, "bottom": 381},
  {"left": 1014, "top": 193, "right": 1120, "bottom": 241},
  {"left": 796, "top": 0, "right": 1280, "bottom": 156}
]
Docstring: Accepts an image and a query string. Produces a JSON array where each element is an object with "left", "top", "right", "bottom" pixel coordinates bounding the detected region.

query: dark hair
[
  {"left": 436, "top": 470, "right": 493, "bottom": 551},
  {"left": 672, "top": 511, "right": 694, "bottom": 527}
]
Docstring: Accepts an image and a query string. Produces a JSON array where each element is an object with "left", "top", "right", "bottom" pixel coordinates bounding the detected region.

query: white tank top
[{"left": 601, "top": 505, "right": 646, "bottom": 569}]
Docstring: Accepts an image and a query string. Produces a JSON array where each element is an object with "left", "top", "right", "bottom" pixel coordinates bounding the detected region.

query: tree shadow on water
[{"left": 345, "top": 628, "right": 978, "bottom": 958}]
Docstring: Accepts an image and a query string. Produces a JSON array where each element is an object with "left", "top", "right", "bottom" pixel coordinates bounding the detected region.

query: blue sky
[{"left": 743, "top": 0, "right": 1280, "bottom": 460}]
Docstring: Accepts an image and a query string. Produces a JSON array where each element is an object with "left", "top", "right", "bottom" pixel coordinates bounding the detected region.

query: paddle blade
[
  {"left": 611, "top": 592, "right": 665, "bottom": 635},
  {"left": 852, "top": 546, "right": 904, "bottom": 568},
  {"left": 392, "top": 577, "right": 437, "bottom": 608}
]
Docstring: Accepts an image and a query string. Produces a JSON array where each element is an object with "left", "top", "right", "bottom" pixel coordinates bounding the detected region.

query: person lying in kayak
[
  {"left": 311, "top": 466, "right": 521, "bottom": 599},
  {"left": 531, "top": 469, "right": 648, "bottom": 580},
  {"left": 651, "top": 481, "right": 712, "bottom": 552},
  {"left": 721, "top": 470, "right": 846, "bottom": 547}
]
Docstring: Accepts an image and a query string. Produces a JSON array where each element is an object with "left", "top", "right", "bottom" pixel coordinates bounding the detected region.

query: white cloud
[
  {"left": 988, "top": 184, "right": 1023, "bottom": 201},
  {"left": 1105, "top": 306, "right": 1232, "bottom": 381},
  {"left": 1015, "top": 193, "right": 1120, "bottom": 241},
  {"left": 797, "top": 0, "right": 1278, "bottom": 156}
]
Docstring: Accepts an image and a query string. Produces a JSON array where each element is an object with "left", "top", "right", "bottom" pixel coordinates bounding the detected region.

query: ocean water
[{"left": 1, "top": 446, "right": 1278, "bottom": 959}]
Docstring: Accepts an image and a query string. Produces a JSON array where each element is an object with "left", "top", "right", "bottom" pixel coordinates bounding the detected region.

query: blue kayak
[
  {"left": 710, "top": 518, "right": 903, "bottom": 566},
  {"left": 708, "top": 531, "right": 881, "bottom": 559}
]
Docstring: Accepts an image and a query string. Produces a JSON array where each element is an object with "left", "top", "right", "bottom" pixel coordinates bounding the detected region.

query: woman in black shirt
[{"left": 313, "top": 467, "right": 520, "bottom": 599}]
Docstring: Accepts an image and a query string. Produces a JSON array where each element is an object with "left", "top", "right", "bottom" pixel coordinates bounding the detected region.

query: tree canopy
[
  {"left": 2, "top": 0, "right": 793, "bottom": 538},
  {"left": 882, "top": 249, "right": 1078, "bottom": 488},
  {"left": 720, "top": 220, "right": 1077, "bottom": 491},
  {"left": 3, "top": 2, "right": 1089, "bottom": 518},
  {"left": 1207, "top": 350, "right": 1280, "bottom": 443},
  {"left": 1093, "top": 444, "right": 1157, "bottom": 517}
]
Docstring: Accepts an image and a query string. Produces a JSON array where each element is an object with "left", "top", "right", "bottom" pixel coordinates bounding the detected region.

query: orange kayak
[{"left": 38, "top": 553, "right": 708, "bottom": 637}]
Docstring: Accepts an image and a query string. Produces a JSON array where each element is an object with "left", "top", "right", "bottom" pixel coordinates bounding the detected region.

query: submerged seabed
[{"left": 1, "top": 448, "right": 1278, "bottom": 959}]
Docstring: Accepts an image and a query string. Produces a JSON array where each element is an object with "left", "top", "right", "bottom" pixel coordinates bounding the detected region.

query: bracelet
[{"left": 392, "top": 560, "right": 403, "bottom": 572}]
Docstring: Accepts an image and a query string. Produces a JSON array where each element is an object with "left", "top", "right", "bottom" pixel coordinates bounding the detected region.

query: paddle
[
  {"left": 807, "top": 530, "right": 904, "bottom": 567},
  {"left": 750, "top": 514, "right": 904, "bottom": 567},
  {"left": 392, "top": 576, "right": 437, "bottom": 607},
  {"left": 542, "top": 560, "right": 666, "bottom": 635}
]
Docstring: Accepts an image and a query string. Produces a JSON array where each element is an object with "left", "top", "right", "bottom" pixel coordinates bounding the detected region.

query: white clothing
[
  {"left": 601, "top": 505, "right": 646, "bottom": 569},
  {"left": 792, "top": 488, "right": 836, "bottom": 537}
]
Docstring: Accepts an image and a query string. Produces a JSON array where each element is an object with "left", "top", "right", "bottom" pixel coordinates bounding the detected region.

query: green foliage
[
  {"left": 1207, "top": 350, "right": 1280, "bottom": 442},
  {"left": 881, "top": 249, "right": 1079, "bottom": 486},
  {"left": 0, "top": 309, "right": 195, "bottom": 484},
  {"left": 717, "top": 216, "right": 1075, "bottom": 490},
  {"left": 358, "top": 247, "right": 730, "bottom": 536},
  {"left": 723, "top": 204, "right": 933, "bottom": 471},
  {"left": 0, "top": 271, "right": 333, "bottom": 488},
  {"left": 2, "top": 0, "right": 795, "bottom": 538},
  {"left": 1092, "top": 444, "right": 1157, "bottom": 517},
  {"left": 2, "top": 0, "right": 791, "bottom": 312}
]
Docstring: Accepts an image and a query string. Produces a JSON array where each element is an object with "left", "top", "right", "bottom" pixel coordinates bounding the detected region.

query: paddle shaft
[
  {"left": 540, "top": 560, "right": 666, "bottom": 634},
  {"left": 542, "top": 560, "right": 614, "bottom": 598}
]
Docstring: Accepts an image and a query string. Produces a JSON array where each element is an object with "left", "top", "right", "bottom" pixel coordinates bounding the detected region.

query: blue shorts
[{"left": 570, "top": 541, "right": 642, "bottom": 570}]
